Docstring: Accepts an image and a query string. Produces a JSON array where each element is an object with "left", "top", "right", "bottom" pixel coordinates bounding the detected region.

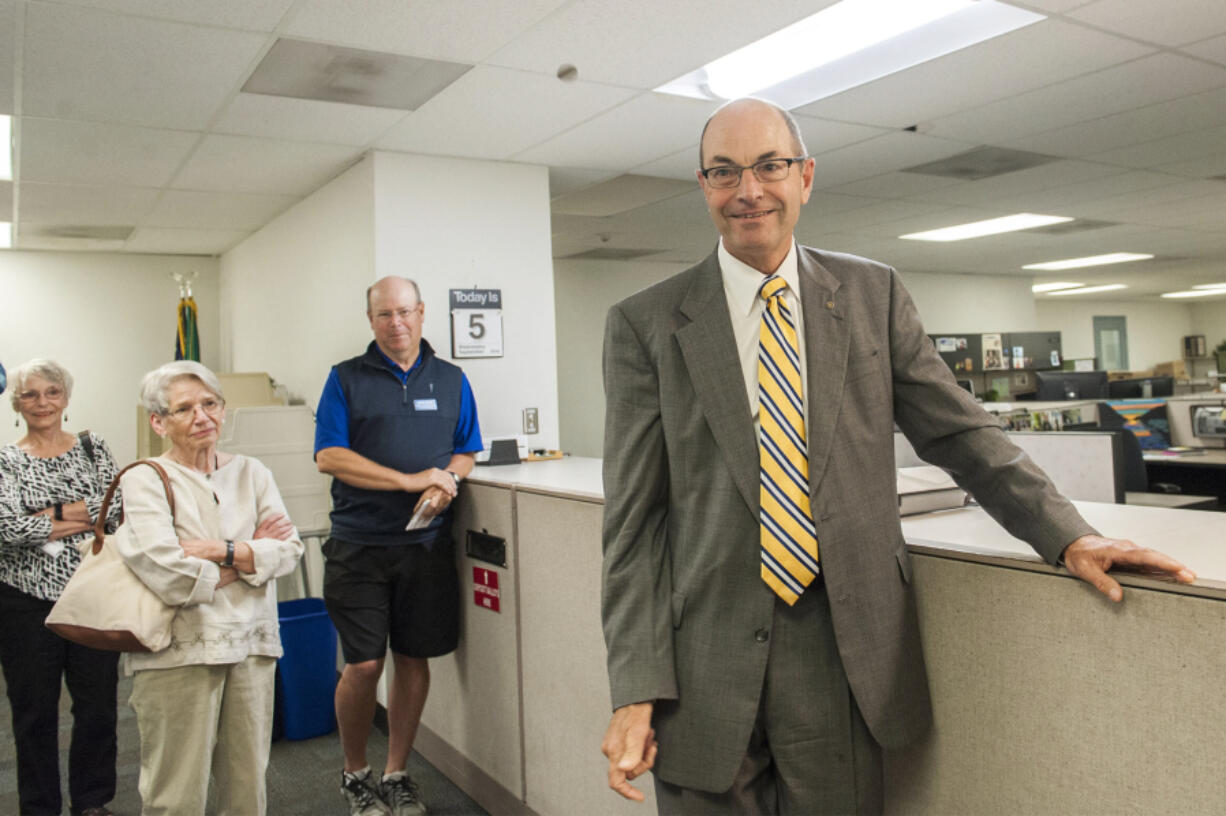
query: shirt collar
[{"left": 718, "top": 238, "right": 801, "bottom": 317}]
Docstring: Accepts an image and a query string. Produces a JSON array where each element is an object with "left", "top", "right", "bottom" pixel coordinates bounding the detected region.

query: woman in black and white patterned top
[{"left": 0, "top": 359, "right": 122, "bottom": 816}]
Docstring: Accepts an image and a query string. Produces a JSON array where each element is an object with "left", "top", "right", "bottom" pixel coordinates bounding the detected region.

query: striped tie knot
[{"left": 759, "top": 275, "right": 787, "bottom": 302}]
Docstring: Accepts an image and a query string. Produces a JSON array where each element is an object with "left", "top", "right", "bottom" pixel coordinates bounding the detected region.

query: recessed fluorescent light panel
[
  {"left": 1031, "top": 282, "right": 1084, "bottom": 293},
  {"left": 1023, "top": 252, "right": 1153, "bottom": 271},
  {"left": 0, "top": 115, "right": 10, "bottom": 181},
  {"left": 0, "top": 222, "right": 10, "bottom": 249},
  {"left": 901, "top": 213, "right": 1073, "bottom": 242},
  {"left": 657, "top": 0, "right": 1044, "bottom": 107},
  {"left": 1047, "top": 284, "right": 1128, "bottom": 296},
  {"left": 1192, "top": 283, "right": 1226, "bottom": 290},
  {"left": 1161, "top": 289, "right": 1226, "bottom": 299}
]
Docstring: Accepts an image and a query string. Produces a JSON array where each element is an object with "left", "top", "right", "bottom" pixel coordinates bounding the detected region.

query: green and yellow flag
[{"left": 175, "top": 296, "right": 200, "bottom": 361}]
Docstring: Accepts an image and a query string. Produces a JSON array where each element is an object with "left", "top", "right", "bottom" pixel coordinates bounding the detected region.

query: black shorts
[{"left": 322, "top": 529, "right": 460, "bottom": 664}]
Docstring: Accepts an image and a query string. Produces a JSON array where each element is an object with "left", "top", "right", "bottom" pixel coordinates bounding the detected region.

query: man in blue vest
[{"left": 315, "top": 276, "right": 483, "bottom": 816}]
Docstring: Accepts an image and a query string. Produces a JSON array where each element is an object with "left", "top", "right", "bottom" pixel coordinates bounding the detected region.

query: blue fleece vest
[{"left": 329, "top": 340, "right": 462, "bottom": 546}]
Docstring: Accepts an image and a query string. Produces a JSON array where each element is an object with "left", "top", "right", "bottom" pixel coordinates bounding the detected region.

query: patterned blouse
[{"left": 0, "top": 432, "right": 121, "bottom": 601}]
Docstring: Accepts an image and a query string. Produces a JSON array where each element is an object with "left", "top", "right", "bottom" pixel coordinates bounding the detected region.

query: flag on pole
[{"left": 175, "top": 296, "right": 200, "bottom": 361}]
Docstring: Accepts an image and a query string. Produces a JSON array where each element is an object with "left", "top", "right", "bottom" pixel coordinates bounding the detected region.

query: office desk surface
[
  {"left": 1143, "top": 448, "right": 1226, "bottom": 467},
  {"left": 901, "top": 500, "right": 1226, "bottom": 596}
]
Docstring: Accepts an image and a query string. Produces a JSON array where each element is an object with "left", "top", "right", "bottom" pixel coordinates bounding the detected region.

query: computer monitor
[
  {"left": 955, "top": 379, "right": 974, "bottom": 397},
  {"left": 1107, "top": 376, "right": 1174, "bottom": 399},
  {"left": 1034, "top": 370, "right": 1109, "bottom": 400}
]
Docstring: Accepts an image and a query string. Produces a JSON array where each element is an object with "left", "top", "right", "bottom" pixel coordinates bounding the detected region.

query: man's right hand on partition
[{"left": 601, "top": 702, "right": 657, "bottom": 802}]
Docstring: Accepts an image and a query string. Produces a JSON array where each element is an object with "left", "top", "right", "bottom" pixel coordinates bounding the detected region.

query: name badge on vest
[{"left": 414, "top": 398, "right": 439, "bottom": 411}]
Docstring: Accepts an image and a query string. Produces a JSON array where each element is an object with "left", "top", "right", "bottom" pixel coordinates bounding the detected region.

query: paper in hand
[{"left": 405, "top": 498, "right": 435, "bottom": 531}]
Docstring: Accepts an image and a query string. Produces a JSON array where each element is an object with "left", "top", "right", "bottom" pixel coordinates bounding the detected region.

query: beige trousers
[{"left": 129, "top": 655, "right": 276, "bottom": 816}]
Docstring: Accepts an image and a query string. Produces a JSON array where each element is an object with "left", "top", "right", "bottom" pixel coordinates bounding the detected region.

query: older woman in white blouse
[{"left": 120, "top": 361, "right": 303, "bottom": 815}]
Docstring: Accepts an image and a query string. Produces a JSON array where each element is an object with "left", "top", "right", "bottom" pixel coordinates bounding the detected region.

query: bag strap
[
  {"left": 91, "top": 460, "right": 175, "bottom": 556},
  {"left": 78, "top": 430, "right": 96, "bottom": 466}
]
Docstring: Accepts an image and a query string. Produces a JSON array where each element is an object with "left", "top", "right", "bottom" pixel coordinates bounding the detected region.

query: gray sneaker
[
  {"left": 341, "top": 768, "right": 392, "bottom": 816},
  {"left": 380, "top": 771, "right": 427, "bottom": 816}
]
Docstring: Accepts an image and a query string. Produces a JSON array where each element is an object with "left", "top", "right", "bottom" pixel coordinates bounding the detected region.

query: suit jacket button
[{"left": 754, "top": 628, "right": 770, "bottom": 643}]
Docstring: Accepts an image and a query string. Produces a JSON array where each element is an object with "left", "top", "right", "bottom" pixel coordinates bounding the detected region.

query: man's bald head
[
  {"left": 699, "top": 98, "right": 808, "bottom": 168},
  {"left": 366, "top": 276, "right": 422, "bottom": 314}
]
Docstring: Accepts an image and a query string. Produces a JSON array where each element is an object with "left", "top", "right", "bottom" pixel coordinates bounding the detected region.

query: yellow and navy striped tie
[{"left": 758, "top": 275, "right": 819, "bottom": 605}]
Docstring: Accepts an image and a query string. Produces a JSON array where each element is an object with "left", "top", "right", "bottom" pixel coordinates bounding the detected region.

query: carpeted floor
[{"left": 0, "top": 671, "right": 489, "bottom": 815}]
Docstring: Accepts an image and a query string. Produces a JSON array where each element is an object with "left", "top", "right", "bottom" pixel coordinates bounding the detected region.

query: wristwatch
[
  {"left": 53, "top": 502, "right": 64, "bottom": 521},
  {"left": 447, "top": 470, "right": 461, "bottom": 486},
  {"left": 223, "top": 540, "right": 235, "bottom": 567}
]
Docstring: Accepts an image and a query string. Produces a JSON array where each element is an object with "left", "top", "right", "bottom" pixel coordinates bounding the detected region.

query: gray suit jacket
[{"left": 601, "top": 245, "right": 1095, "bottom": 792}]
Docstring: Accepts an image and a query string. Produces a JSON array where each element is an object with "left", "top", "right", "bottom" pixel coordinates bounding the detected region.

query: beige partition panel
[
  {"left": 416, "top": 483, "right": 526, "bottom": 806},
  {"left": 886, "top": 554, "right": 1226, "bottom": 814},
  {"left": 516, "top": 491, "right": 658, "bottom": 816}
]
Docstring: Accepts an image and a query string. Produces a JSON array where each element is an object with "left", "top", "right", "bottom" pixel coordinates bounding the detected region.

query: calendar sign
[{"left": 449, "top": 288, "right": 503, "bottom": 358}]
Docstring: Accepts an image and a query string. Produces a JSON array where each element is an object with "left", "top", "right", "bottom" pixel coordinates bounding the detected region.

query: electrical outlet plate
[{"left": 523, "top": 407, "right": 539, "bottom": 434}]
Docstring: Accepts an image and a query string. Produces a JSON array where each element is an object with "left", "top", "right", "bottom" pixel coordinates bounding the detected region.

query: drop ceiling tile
[
  {"left": 19, "top": 118, "right": 199, "bottom": 187},
  {"left": 1006, "top": 170, "right": 1188, "bottom": 211},
  {"left": 1183, "top": 34, "right": 1226, "bottom": 66},
  {"left": 22, "top": 3, "right": 268, "bottom": 130},
  {"left": 810, "top": 200, "right": 954, "bottom": 235},
  {"left": 1069, "top": 178, "right": 1226, "bottom": 217},
  {"left": 487, "top": 0, "right": 827, "bottom": 90},
  {"left": 548, "top": 168, "right": 619, "bottom": 199},
  {"left": 795, "top": 116, "right": 889, "bottom": 156},
  {"left": 0, "top": 2, "right": 14, "bottom": 114},
  {"left": 374, "top": 66, "right": 635, "bottom": 159},
  {"left": 931, "top": 53, "right": 1226, "bottom": 145},
  {"left": 1088, "top": 127, "right": 1226, "bottom": 169},
  {"left": 514, "top": 93, "right": 721, "bottom": 172},
  {"left": 910, "top": 160, "right": 1122, "bottom": 207},
  {"left": 1009, "top": 0, "right": 1096, "bottom": 11},
  {"left": 18, "top": 182, "right": 160, "bottom": 225},
  {"left": 797, "top": 19, "right": 1152, "bottom": 129},
  {"left": 1001, "top": 86, "right": 1226, "bottom": 157},
  {"left": 552, "top": 175, "right": 694, "bottom": 217},
  {"left": 50, "top": 0, "right": 295, "bottom": 31},
  {"left": 808, "top": 132, "right": 978, "bottom": 189},
  {"left": 1069, "top": 0, "right": 1226, "bottom": 47},
  {"left": 824, "top": 172, "right": 966, "bottom": 199},
  {"left": 124, "top": 227, "right": 251, "bottom": 255},
  {"left": 215, "top": 93, "right": 407, "bottom": 146},
  {"left": 172, "top": 134, "right": 361, "bottom": 196},
  {"left": 142, "top": 189, "right": 297, "bottom": 230},
  {"left": 286, "top": 0, "right": 568, "bottom": 63},
  {"left": 631, "top": 148, "right": 702, "bottom": 182},
  {"left": 1155, "top": 152, "right": 1226, "bottom": 179}
]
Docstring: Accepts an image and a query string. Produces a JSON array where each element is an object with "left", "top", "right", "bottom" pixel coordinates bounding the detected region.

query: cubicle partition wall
[{"left": 423, "top": 459, "right": 1226, "bottom": 816}]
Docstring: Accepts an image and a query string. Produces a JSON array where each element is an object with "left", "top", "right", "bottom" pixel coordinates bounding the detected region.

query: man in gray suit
[{"left": 599, "top": 98, "right": 1194, "bottom": 814}]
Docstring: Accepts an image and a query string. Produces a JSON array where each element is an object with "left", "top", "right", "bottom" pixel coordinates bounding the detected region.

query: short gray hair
[
  {"left": 698, "top": 98, "right": 809, "bottom": 168},
  {"left": 366, "top": 277, "right": 422, "bottom": 312},
  {"left": 9, "top": 359, "right": 73, "bottom": 411},
  {"left": 140, "top": 361, "right": 224, "bottom": 416}
]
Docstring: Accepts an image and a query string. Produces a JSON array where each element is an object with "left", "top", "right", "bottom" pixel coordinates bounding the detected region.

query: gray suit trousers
[{"left": 653, "top": 583, "right": 882, "bottom": 816}]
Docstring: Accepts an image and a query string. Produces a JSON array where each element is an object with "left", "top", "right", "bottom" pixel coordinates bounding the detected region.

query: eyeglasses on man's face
[
  {"left": 700, "top": 157, "right": 807, "bottom": 189},
  {"left": 372, "top": 304, "right": 422, "bottom": 324},
  {"left": 16, "top": 386, "right": 66, "bottom": 405},
  {"left": 164, "top": 397, "right": 225, "bottom": 422}
]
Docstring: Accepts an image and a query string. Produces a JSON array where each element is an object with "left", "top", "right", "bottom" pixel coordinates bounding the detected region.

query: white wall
[
  {"left": 900, "top": 271, "right": 1038, "bottom": 333},
  {"left": 554, "top": 259, "right": 692, "bottom": 457},
  {"left": 1035, "top": 298, "right": 1193, "bottom": 369},
  {"left": 220, "top": 156, "right": 375, "bottom": 406},
  {"left": 372, "top": 151, "right": 559, "bottom": 449},
  {"left": 1189, "top": 300, "right": 1226, "bottom": 355},
  {"left": 0, "top": 250, "right": 220, "bottom": 460}
]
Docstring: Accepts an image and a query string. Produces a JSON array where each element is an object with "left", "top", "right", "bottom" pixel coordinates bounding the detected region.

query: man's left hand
[
  {"left": 413, "top": 485, "right": 455, "bottom": 518},
  {"left": 1062, "top": 534, "right": 1196, "bottom": 602}
]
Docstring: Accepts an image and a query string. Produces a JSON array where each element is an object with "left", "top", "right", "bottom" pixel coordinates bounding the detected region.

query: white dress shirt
[{"left": 717, "top": 238, "right": 808, "bottom": 435}]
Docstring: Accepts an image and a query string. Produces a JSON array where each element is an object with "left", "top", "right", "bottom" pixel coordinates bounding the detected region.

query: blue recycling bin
[{"left": 276, "top": 598, "right": 337, "bottom": 740}]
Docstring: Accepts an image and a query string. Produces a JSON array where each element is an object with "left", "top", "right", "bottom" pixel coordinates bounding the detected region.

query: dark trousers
[
  {"left": 0, "top": 582, "right": 119, "bottom": 816},
  {"left": 654, "top": 583, "right": 883, "bottom": 816}
]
